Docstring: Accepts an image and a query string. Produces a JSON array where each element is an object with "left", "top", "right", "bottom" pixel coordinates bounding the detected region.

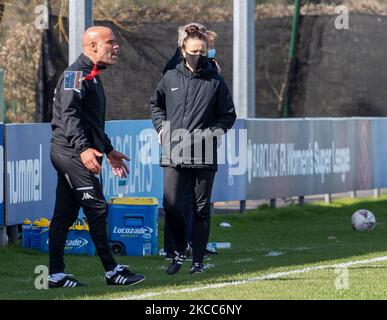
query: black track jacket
[{"left": 51, "top": 54, "right": 113, "bottom": 157}]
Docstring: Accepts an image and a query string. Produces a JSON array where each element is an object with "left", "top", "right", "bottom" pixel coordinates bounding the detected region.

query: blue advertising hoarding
[
  {"left": 211, "top": 119, "right": 247, "bottom": 202},
  {"left": 8, "top": 117, "right": 387, "bottom": 226},
  {"left": 5, "top": 124, "right": 56, "bottom": 225},
  {"left": 11, "top": 118, "right": 387, "bottom": 225},
  {"left": 371, "top": 118, "right": 387, "bottom": 189},
  {"left": 4, "top": 120, "right": 164, "bottom": 225},
  {"left": 103, "top": 120, "right": 164, "bottom": 205},
  {"left": 104, "top": 120, "right": 247, "bottom": 205},
  {"left": 245, "top": 118, "right": 358, "bottom": 199}
]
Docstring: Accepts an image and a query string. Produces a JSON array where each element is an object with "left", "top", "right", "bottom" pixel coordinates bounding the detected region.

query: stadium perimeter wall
[{"left": 1, "top": 117, "right": 387, "bottom": 226}]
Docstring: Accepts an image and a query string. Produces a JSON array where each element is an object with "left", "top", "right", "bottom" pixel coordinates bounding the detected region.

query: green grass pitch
[{"left": 1, "top": 196, "right": 387, "bottom": 300}]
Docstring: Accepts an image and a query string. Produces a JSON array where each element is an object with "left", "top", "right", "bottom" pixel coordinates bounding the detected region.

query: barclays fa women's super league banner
[{"left": 245, "top": 118, "right": 375, "bottom": 200}]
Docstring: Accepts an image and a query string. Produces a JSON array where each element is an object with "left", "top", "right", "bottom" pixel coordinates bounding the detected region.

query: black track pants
[
  {"left": 163, "top": 182, "right": 193, "bottom": 254},
  {"left": 163, "top": 167, "right": 215, "bottom": 264},
  {"left": 49, "top": 150, "right": 117, "bottom": 274}
]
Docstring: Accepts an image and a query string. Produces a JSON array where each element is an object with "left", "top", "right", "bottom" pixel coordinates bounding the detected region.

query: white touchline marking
[{"left": 117, "top": 256, "right": 387, "bottom": 300}]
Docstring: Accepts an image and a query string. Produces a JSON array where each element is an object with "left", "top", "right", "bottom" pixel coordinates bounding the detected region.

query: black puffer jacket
[
  {"left": 51, "top": 54, "right": 113, "bottom": 156},
  {"left": 151, "top": 61, "right": 236, "bottom": 171}
]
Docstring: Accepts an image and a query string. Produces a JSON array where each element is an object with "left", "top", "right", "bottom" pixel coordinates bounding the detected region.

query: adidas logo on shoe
[
  {"left": 48, "top": 274, "right": 85, "bottom": 289},
  {"left": 106, "top": 264, "right": 145, "bottom": 286}
]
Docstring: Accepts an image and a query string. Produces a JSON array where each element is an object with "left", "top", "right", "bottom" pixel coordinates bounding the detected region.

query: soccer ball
[{"left": 351, "top": 209, "right": 376, "bottom": 232}]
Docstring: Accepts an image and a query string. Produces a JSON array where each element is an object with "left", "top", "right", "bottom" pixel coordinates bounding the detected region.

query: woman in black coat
[{"left": 151, "top": 26, "right": 236, "bottom": 274}]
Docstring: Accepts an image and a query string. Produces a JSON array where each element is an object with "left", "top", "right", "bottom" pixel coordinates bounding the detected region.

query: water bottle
[
  {"left": 206, "top": 242, "right": 231, "bottom": 251},
  {"left": 0, "top": 226, "right": 8, "bottom": 247},
  {"left": 228, "top": 174, "right": 234, "bottom": 186},
  {"left": 215, "top": 242, "right": 231, "bottom": 249},
  {"left": 206, "top": 242, "right": 217, "bottom": 253},
  {"left": 39, "top": 218, "right": 50, "bottom": 252},
  {"left": 22, "top": 219, "right": 32, "bottom": 248},
  {"left": 143, "top": 232, "right": 152, "bottom": 256},
  {"left": 117, "top": 176, "right": 129, "bottom": 198},
  {"left": 31, "top": 220, "right": 41, "bottom": 250}
]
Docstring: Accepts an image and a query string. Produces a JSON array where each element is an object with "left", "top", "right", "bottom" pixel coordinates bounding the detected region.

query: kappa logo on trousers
[{"left": 81, "top": 192, "right": 95, "bottom": 200}]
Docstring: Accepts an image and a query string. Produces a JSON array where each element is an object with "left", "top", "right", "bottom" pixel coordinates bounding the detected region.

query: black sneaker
[
  {"left": 167, "top": 251, "right": 187, "bottom": 275},
  {"left": 48, "top": 274, "right": 85, "bottom": 289},
  {"left": 165, "top": 244, "right": 192, "bottom": 260},
  {"left": 190, "top": 263, "right": 204, "bottom": 274},
  {"left": 106, "top": 265, "right": 145, "bottom": 286}
]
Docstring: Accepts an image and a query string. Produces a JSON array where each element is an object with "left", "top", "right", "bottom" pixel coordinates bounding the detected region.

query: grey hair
[{"left": 177, "top": 22, "right": 207, "bottom": 47}]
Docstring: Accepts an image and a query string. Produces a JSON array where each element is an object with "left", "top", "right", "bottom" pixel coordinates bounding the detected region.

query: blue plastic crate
[
  {"left": 22, "top": 218, "right": 95, "bottom": 256},
  {"left": 108, "top": 197, "right": 158, "bottom": 256},
  {"left": 31, "top": 225, "right": 42, "bottom": 250}
]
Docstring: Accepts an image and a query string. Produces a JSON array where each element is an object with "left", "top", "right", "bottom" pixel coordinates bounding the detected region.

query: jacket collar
[
  {"left": 78, "top": 53, "right": 106, "bottom": 72},
  {"left": 175, "top": 60, "right": 216, "bottom": 78}
]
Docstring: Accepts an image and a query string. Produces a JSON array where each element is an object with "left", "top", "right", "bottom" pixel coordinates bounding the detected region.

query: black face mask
[{"left": 184, "top": 52, "right": 207, "bottom": 72}]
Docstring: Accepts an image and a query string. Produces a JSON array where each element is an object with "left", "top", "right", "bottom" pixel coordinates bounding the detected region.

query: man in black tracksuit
[
  {"left": 48, "top": 26, "right": 144, "bottom": 288},
  {"left": 151, "top": 28, "right": 236, "bottom": 274}
]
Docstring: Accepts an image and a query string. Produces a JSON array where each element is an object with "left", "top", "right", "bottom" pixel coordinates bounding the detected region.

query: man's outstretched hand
[
  {"left": 107, "top": 149, "right": 130, "bottom": 178},
  {"left": 80, "top": 148, "right": 103, "bottom": 173}
]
